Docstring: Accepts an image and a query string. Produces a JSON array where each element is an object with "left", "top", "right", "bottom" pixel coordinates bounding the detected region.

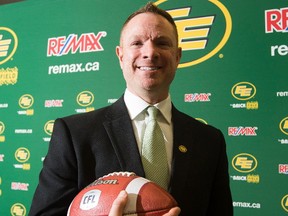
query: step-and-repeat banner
[{"left": 0, "top": 0, "right": 287, "bottom": 215}]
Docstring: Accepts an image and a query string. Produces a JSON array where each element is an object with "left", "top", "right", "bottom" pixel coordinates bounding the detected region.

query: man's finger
[{"left": 108, "top": 190, "right": 128, "bottom": 216}]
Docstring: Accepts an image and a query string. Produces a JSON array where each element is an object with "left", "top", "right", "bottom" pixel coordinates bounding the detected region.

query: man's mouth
[{"left": 137, "top": 66, "right": 161, "bottom": 71}]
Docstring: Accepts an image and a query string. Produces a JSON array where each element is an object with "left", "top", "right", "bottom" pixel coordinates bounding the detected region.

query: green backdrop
[{"left": 0, "top": 0, "right": 287, "bottom": 215}]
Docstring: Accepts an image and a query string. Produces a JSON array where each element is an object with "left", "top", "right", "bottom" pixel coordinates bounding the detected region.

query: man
[{"left": 29, "top": 2, "right": 233, "bottom": 215}]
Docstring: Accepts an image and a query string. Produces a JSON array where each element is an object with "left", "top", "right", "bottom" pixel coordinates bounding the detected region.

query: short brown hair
[{"left": 120, "top": 2, "right": 178, "bottom": 42}]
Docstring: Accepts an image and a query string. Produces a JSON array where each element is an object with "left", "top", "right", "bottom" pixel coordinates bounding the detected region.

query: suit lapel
[
  {"left": 169, "top": 106, "right": 194, "bottom": 192},
  {"left": 103, "top": 96, "right": 145, "bottom": 177}
]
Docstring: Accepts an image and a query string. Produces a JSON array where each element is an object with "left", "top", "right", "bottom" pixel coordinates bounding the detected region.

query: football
[{"left": 67, "top": 172, "right": 177, "bottom": 216}]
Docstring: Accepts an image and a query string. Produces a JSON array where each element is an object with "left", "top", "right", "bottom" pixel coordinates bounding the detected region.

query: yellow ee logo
[
  {"left": 155, "top": 0, "right": 232, "bottom": 68},
  {"left": 0, "top": 27, "right": 18, "bottom": 65},
  {"left": 0, "top": 121, "right": 5, "bottom": 134},
  {"left": 279, "top": 117, "right": 288, "bottom": 135},
  {"left": 232, "top": 153, "right": 258, "bottom": 173},
  {"left": 231, "top": 82, "right": 256, "bottom": 100},
  {"left": 44, "top": 120, "right": 55, "bottom": 136},
  {"left": 19, "top": 94, "right": 34, "bottom": 109},
  {"left": 281, "top": 194, "right": 288, "bottom": 212},
  {"left": 10, "top": 203, "right": 26, "bottom": 216},
  {"left": 77, "top": 91, "right": 94, "bottom": 107},
  {"left": 15, "top": 147, "right": 30, "bottom": 163}
]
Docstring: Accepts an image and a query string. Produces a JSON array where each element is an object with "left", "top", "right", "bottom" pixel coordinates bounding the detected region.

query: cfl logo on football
[
  {"left": 80, "top": 190, "right": 101, "bottom": 210},
  {"left": 265, "top": 7, "right": 288, "bottom": 33}
]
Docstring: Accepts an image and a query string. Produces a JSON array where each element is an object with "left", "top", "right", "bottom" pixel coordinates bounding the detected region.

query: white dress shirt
[{"left": 124, "top": 89, "right": 173, "bottom": 174}]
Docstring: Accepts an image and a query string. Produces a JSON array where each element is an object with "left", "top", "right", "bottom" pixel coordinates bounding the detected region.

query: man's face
[{"left": 116, "top": 12, "right": 182, "bottom": 101}]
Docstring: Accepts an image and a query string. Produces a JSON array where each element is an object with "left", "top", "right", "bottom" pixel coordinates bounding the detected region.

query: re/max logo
[
  {"left": 265, "top": 7, "right": 288, "bottom": 33},
  {"left": 228, "top": 127, "right": 258, "bottom": 136},
  {"left": 47, "top": 31, "right": 107, "bottom": 57}
]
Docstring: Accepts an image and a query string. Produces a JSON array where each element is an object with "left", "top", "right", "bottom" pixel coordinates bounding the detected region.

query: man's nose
[{"left": 141, "top": 42, "right": 159, "bottom": 60}]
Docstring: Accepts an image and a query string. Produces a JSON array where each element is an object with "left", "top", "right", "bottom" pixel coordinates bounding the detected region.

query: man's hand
[
  {"left": 164, "top": 207, "right": 181, "bottom": 216},
  {"left": 109, "top": 190, "right": 128, "bottom": 216},
  {"left": 109, "top": 190, "right": 181, "bottom": 216}
]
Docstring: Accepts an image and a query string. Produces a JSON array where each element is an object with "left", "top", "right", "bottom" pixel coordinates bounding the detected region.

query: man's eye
[
  {"left": 131, "top": 41, "right": 142, "bottom": 46},
  {"left": 158, "top": 41, "right": 171, "bottom": 47}
]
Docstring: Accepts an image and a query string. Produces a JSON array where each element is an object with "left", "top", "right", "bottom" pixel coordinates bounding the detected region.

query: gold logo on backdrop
[
  {"left": 44, "top": 120, "right": 55, "bottom": 136},
  {"left": 0, "top": 121, "right": 5, "bottom": 142},
  {"left": 15, "top": 147, "right": 30, "bottom": 163},
  {"left": 280, "top": 117, "right": 288, "bottom": 135},
  {"left": 155, "top": 0, "right": 232, "bottom": 67},
  {"left": 232, "top": 153, "right": 258, "bottom": 173},
  {"left": 231, "top": 82, "right": 257, "bottom": 100},
  {"left": 0, "top": 27, "right": 18, "bottom": 65},
  {"left": 10, "top": 203, "right": 26, "bottom": 216},
  {"left": 0, "top": 121, "right": 4, "bottom": 134},
  {"left": 281, "top": 194, "right": 288, "bottom": 212},
  {"left": 77, "top": 91, "right": 94, "bottom": 107},
  {"left": 19, "top": 94, "right": 34, "bottom": 109}
]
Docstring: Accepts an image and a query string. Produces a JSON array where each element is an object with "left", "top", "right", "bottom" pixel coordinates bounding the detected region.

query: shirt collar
[{"left": 124, "top": 89, "right": 172, "bottom": 124}]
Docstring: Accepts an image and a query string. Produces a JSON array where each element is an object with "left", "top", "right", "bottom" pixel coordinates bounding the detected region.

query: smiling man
[
  {"left": 116, "top": 8, "right": 181, "bottom": 104},
  {"left": 29, "top": 2, "right": 233, "bottom": 216}
]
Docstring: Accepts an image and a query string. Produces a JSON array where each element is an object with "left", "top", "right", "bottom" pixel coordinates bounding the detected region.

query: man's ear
[
  {"left": 176, "top": 47, "right": 182, "bottom": 64},
  {"left": 116, "top": 46, "right": 123, "bottom": 69}
]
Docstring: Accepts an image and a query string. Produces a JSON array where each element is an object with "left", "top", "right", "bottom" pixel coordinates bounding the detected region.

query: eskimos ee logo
[
  {"left": 0, "top": 121, "right": 5, "bottom": 134},
  {"left": 77, "top": 91, "right": 94, "bottom": 107},
  {"left": 281, "top": 194, "right": 288, "bottom": 212},
  {"left": 232, "top": 153, "right": 258, "bottom": 173},
  {"left": 231, "top": 82, "right": 256, "bottom": 100},
  {"left": 44, "top": 120, "right": 55, "bottom": 136},
  {"left": 15, "top": 147, "right": 30, "bottom": 163},
  {"left": 19, "top": 94, "right": 34, "bottom": 109},
  {"left": 10, "top": 203, "right": 26, "bottom": 216},
  {"left": 279, "top": 117, "right": 288, "bottom": 135},
  {"left": 0, "top": 27, "right": 18, "bottom": 65},
  {"left": 155, "top": 0, "right": 232, "bottom": 68}
]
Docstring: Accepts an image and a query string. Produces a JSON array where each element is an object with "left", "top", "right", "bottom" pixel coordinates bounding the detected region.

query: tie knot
[{"left": 147, "top": 106, "right": 158, "bottom": 120}]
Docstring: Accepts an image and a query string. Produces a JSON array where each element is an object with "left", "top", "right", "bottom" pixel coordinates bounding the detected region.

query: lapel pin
[{"left": 178, "top": 145, "right": 187, "bottom": 153}]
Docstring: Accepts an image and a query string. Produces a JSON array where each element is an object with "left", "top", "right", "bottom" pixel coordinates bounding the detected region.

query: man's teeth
[{"left": 139, "top": 66, "right": 160, "bottom": 71}]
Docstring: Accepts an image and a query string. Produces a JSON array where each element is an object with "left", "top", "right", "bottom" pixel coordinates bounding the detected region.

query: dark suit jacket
[{"left": 29, "top": 96, "right": 233, "bottom": 216}]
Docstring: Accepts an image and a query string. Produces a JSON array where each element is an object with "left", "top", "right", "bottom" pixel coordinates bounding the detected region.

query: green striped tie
[{"left": 141, "top": 106, "right": 169, "bottom": 190}]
